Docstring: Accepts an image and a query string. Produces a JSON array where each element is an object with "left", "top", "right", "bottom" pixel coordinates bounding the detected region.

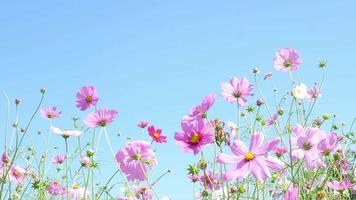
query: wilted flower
[
  {"left": 40, "top": 106, "right": 62, "bottom": 119},
  {"left": 115, "top": 141, "right": 157, "bottom": 181},
  {"left": 274, "top": 48, "right": 302, "bottom": 72},
  {"left": 221, "top": 76, "right": 254, "bottom": 107},
  {"left": 83, "top": 108, "right": 118, "bottom": 128},
  {"left": 52, "top": 154, "right": 67, "bottom": 165},
  {"left": 148, "top": 126, "right": 167, "bottom": 143},
  {"left": 76, "top": 86, "right": 99, "bottom": 111}
]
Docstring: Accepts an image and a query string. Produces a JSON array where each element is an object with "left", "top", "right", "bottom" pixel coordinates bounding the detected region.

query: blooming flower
[
  {"left": 9, "top": 165, "right": 26, "bottom": 185},
  {"left": 52, "top": 154, "right": 67, "bottom": 165},
  {"left": 68, "top": 184, "right": 90, "bottom": 199},
  {"left": 266, "top": 113, "right": 279, "bottom": 126},
  {"left": 183, "top": 93, "right": 216, "bottom": 121},
  {"left": 137, "top": 121, "right": 149, "bottom": 129},
  {"left": 221, "top": 77, "right": 254, "bottom": 107},
  {"left": 199, "top": 171, "right": 221, "bottom": 190},
  {"left": 217, "top": 132, "right": 284, "bottom": 181},
  {"left": 284, "top": 186, "right": 298, "bottom": 200},
  {"left": 48, "top": 181, "right": 66, "bottom": 196},
  {"left": 76, "top": 86, "right": 99, "bottom": 111},
  {"left": 40, "top": 106, "right": 61, "bottom": 119},
  {"left": 148, "top": 126, "right": 167, "bottom": 143},
  {"left": 307, "top": 86, "right": 321, "bottom": 102},
  {"left": 174, "top": 119, "right": 213, "bottom": 155},
  {"left": 132, "top": 185, "right": 153, "bottom": 200},
  {"left": 291, "top": 125, "right": 325, "bottom": 170},
  {"left": 115, "top": 141, "right": 157, "bottom": 181},
  {"left": 327, "top": 178, "right": 353, "bottom": 191},
  {"left": 83, "top": 108, "right": 118, "bottom": 128},
  {"left": 80, "top": 155, "right": 90, "bottom": 167},
  {"left": 292, "top": 83, "right": 308, "bottom": 100},
  {"left": 273, "top": 147, "right": 287, "bottom": 158},
  {"left": 273, "top": 48, "right": 302, "bottom": 72},
  {"left": 51, "top": 127, "right": 83, "bottom": 137},
  {"left": 317, "top": 132, "right": 339, "bottom": 155}
]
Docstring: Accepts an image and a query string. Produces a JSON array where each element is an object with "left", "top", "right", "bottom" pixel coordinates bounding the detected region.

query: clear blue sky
[{"left": 0, "top": 1, "right": 355, "bottom": 199}]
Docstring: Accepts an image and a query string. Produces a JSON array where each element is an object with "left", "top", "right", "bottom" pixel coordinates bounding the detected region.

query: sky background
[{"left": 0, "top": 1, "right": 356, "bottom": 199}]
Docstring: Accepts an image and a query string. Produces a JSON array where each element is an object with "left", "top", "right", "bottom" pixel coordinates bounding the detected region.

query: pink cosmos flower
[
  {"left": 40, "top": 106, "right": 62, "bottom": 119},
  {"left": 221, "top": 77, "right": 254, "bottom": 107},
  {"left": 80, "top": 155, "right": 90, "bottom": 167},
  {"left": 199, "top": 171, "right": 221, "bottom": 190},
  {"left": 273, "top": 147, "right": 287, "bottom": 158},
  {"left": 317, "top": 132, "right": 339, "bottom": 155},
  {"left": 76, "top": 86, "right": 99, "bottom": 111},
  {"left": 291, "top": 125, "right": 325, "bottom": 170},
  {"left": 52, "top": 154, "right": 67, "bottom": 165},
  {"left": 132, "top": 185, "right": 153, "bottom": 200},
  {"left": 266, "top": 113, "right": 279, "bottom": 126},
  {"left": 137, "top": 121, "right": 149, "bottom": 129},
  {"left": 9, "top": 165, "right": 26, "bottom": 185},
  {"left": 1, "top": 152, "right": 9, "bottom": 163},
  {"left": 68, "top": 185, "right": 89, "bottom": 199},
  {"left": 174, "top": 119, "right": 213, "bottom": 155},
  {"left": 273, "top": 48, "right": 302, "bottom": 72},
  {"left": 188, "top": 174, "right": 200, "bottom": 183},
  {"left": 183, "top": 93, "right": 216, "bottom": 121},
  {"left": 327, "top": 178, "right": 353, "bottom": 191},
  {"left": 51, "top": 127, "right": 83, "bottom": 137},
  {"left": 284, "top": 186, "right": 298, "bottom": 200},
  {"left": 83, "top": 108, "right": 118, "bottom": 128},
  {"left": 307, "top": 86, "right": 321, "bottom": 102},
  {"left": 148, "top": 126, "right": 167, "bottom": 143},
  {"left": 115, "top": 141, "right": 157, "bottom": 181},
  {"left": 217, "top": 132, "right": 284, "bottom": 181},
  {"left": 48, "top": 181, "right": 66, "bottom": 196}
]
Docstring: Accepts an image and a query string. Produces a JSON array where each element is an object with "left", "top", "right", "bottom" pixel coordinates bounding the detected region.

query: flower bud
[
  {"left": 252, "top": 67, "right": 260, "bottom": 74},
  {"left": 319, "top": 61, "right": 327, "bottom": 68},
  {"left": 40, "top": 88, "right": 46, "bottom": 94},
  {"left": 256, "top": 99, "right": 264, "bottom": 106},
  {"left": 322, "top": 114, "right": 330, "bottom": 120},
  {"left": 15, "top": 98, "right": 21, "bottom": 105}
]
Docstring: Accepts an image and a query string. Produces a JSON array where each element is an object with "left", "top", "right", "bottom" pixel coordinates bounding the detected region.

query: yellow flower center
[
  {"left": 132, "top": 154, "right": 142, "bottom": 161},
  {"left": 13, "top": 169, "right": 20, "bottom": 177},
  {"left": 85, "top": 96, "right": 92, "bottom": 103},
  {"left": 244, "top": 152, "right": 254, "bottom": 161},
  {"left": 190, "top": 133, "right": 200, "bottom": 144},
  {"left": 153, "top": 132, "right": 160, "bottom": 139},
  {"left": 72, "top": 184, "right": 79, "bottom": 189}
]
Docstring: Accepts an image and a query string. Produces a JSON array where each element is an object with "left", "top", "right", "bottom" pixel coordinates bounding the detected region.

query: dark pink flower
[
  {"left": 273, "top": 147, "right": 287, "bottom": 158},
  {"left": 221, "top": 77, "right": 254, "bottom": 107},
  {"left": 217, "top": 132, "right": 284, "bottom": 181},
  {"left": 327, "top": 178, "right": 353, "bottom": 191},
  {"left": 40, "top": 106, "right": 62, "bottom": 119},
  {"left": 148, "top": 126, "right": 167, "bottom": 143},
  {"left": 115, "top": 141, "right": 157, "bottom": 181},
  {"left": 76, "top": 86, "right": 99, "bottom": 111},
  {"left": 274, "top": 48, "right": 302, "bottom": 72},
  {"left": 47, "top": 181, "right": 66, "bottom": 196},
  {"left": 183, "top": 93, "right": 216, "bottom": 121},
  {"left": 83, "top": 108, "right": 118, "bottom": 128},
  {"left": 137, "top": 121, "right": 149, "bottom": 129},
  {"left": 174, "top": 119, "right": 213, "bottom": 155},
  {"left": 284, "top": 186, "right": 298, "bottom": 200},
  {"left": 52, "top": 154, "right": 67, "bottom": 165}
]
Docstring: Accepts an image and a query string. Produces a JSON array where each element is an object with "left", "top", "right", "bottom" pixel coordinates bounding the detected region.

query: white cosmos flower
[
  {"left": 292, "top": 83, "right": 308, "bottom": 100},
  {"left": 51, "top": 126, "right": 83, "bottom": 137}
]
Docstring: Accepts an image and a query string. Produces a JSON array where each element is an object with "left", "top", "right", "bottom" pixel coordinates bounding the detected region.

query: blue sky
[{"left": 0, "top": 1, "right": 356, "bottom": 199}]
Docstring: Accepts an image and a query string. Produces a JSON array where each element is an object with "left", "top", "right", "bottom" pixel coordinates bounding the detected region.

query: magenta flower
[
  {"left": 51, "top": 127, "right": 83, "bottom": 137},
  {"left": 1, "top": 152, "right": 9, "bottom": 163},
  {"left": 115, "top": 141, "right": 157, "bottom": 181},
  {"left": 199, "top": 171, "right": 221, "bottom": 190},
  {"left": 284, "top": 186, "right": 298, "bottom": 200},
  {"left": 80, "top": 155, "right": 90, "bottom": 167},
  {"left": 147, "top": 126, "right": 167, "bottom": 143},
  {"left": 174, "top": 119, "right": 213, "bottom": 155},
  {"left": 183, "top": 93, "right": 216, "bottom": 121},
  {"left": 76, "top": 86, "right": 99, "bottom": 111},
  {"left": 40, "top": 106, "right": 61, "bottom": 119},
  {"left": 291, "top": 125, "right": 325, "bottom": 170},
  {"left": 221, "top": 76, "right": 254, "bottom": 107},
  {"left": 327, "top": 178, "right": 353, "bottom": 191},
  {"left": 273, "top": 147, "right": 287, "bottom": 158},
  {"left": 273, "top": 48, "right": 302, "bottom": 72},
  {"left": 83, "top": 108, "right": 118, "bottom": 128},
  {"left": 317, "top": 132, "right": 339, "bottom": 155},
  {"left": 217, "top": 132, "right": 284, "bottom": 181},
  {"left": 137, "top": 121, "right": 149, "bottom": 129},
  {"left": 9, "top": 165, "right": 26, "bottom": 185},
  {"left": 307, "top": 86, "right": 321, "bottom": 102},
  {"left": 52, "top": 154, "right": 67, "bottom": 165},
  {"left": 47, "top": 181, "right": 66, "bottom": 196}
]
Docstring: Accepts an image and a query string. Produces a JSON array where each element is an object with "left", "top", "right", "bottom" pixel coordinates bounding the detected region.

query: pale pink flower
[
  {"left": 48, "top": 181, "right": 66, "bottom": 196},
  {"left": 307, "top": 86, "right": 321, "bottom": 102},
  {"left": 183, "top": 93, "right": 216, "bottom": 121},
  {"left": 217, "top": 132, "right": 284, "bottom": 181},
  {"left": 266, "top": 114, "right": 279, "bottom": 126},
  {"left": 80, "top": 155, "right": 90, "bottom": 167},
  {"left": 317, "top": 132, "right": 339, "bottom": 155},
  {"left": 284, "top": 186, "right": 298, "bottom": 200},
  {"left": 1, "top": 152, "right": 9, "bottom": 163},
  {"left": 9, "top": 165, "right": 26, "bottom": 185},
  {"left": 174, "top": 119, "right": 213, "bottom": 155},
  {"left": 52, "top": 154, "right": 67, "bottom": 165},
  {"left": 137, "top": 121, "right": 149, "bottom": 129},
  {"left": 148, "top": 126, "right": 167, "bottom": 143},
  {"left": 68, "top": 185, "right": 90, "bottom": 199},
  {"left": 76, "top": 86, "right": 99, "bottom": 111},
  {"left": 40, "top": 106, "right": 62, "bottom": 119},
  {"left": 199, "top": 171, "right": 221, "bottom": 190},
  {"left": 221, "top": 77, "right": 254, "bottom": 107},
  {"left": 51, "top": 127, "right": 83, "bottom": 137},
  {"left": 291, "top": 125, "right": 325, "bottom": 170},
  {"left": 327, "top": 178, "right": 353, "bottom": 191},
  {"left": 132, "top": 185, "right": 153, "bottom": 200},
  {"left": 274, "top": 48, "right": 302, "bottom": 72},
  {"left": 115, "top": 141, "right": 157, "bottom": 181},
  {"left": 83, "top": 108, "right": 118, "bottom": 128}
]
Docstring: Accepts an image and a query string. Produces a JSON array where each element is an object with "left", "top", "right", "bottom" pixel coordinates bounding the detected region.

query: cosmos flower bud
[
  {"left": 201, "top": 191, "right": 209, "bottom": 197},
  {"left": 198, "top": 159, "right": 207, "bottom": 170},
  {"left": 277, "top": 108, "right": 284, "bottom": 116},
  {"left": 15, "top": 98, "right": 21, "bottom": 105},
  {"left": 319, "top": 61, "right": 327, "bottom": 68},
  {"left": 322, "top": 114, "right": 330, "bottom": 120},
  {"left": 40, "top": 88, "right": 46, "bottom": 94},
  {"left": 256, "top": 99, "right": 264, "bottom": 106},
  {"left": 252, "top": 67, "right": 260, "bottom": 74},
  {"left": 86, "top": 149, "right": 95, "bottom": 157},
  {"left": 238, "top": 186, "right": 246, "bottom": 194},
  {"left": 230, "top": 186, "right": 237, "bottom": 193}
]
